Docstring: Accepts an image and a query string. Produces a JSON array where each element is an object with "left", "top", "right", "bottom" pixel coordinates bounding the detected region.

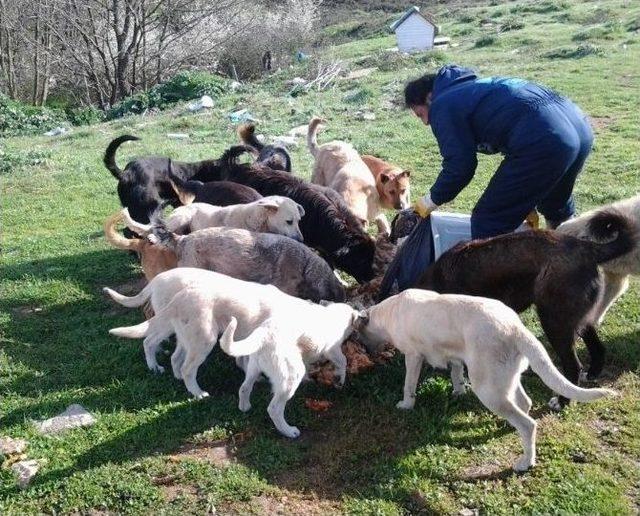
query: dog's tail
[
  {"left": 306, "top": 117, "right": 326, "bottom": 158},
  {"left": 104, "top": 211, "right": 143, "bottom": 251},
  {"left": 514, "top": 326, "right": 616, "bottom": 402},
  {"left": 582, "top": 209, "right": 638, "bottom": 264},
  {"left": 122, "top": 207, "right": 154, "bottom": 236},
  {"left": 103, "top": 280, "right": 155, "bottom": 308},
  {"left": 109, "top": 311, "right": 174, "bottom": 343},
  {"left": 237, "top": 123, "right": 264, "bottom": 152},
  {"left": 168, "top": 159, "right": 197, "bottom": 205},
  {"left": 219, "top": 145, "right": 253, "bottom": 167},
  {"left": 104, "top": 135, "right": 140, "bottom": 180},
  {"left": 219, "top": 317, "right": 268, "bottom": 357}
]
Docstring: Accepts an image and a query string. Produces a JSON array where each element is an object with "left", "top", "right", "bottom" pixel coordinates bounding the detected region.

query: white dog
[
  {"left": 106, "top": 268, "right": 358, "bottom": 431},
  {"left": 219, "top": 299, "right": 357, "bottom": 438},
  {"left": 123, "top": 195, "right": 305, "bottom": 241},
  {"left": 558, "top": 195, "right": 640, "bottom": 325},
  {"left": 354, "top": 289, "right": 615, "bottom": 472}
]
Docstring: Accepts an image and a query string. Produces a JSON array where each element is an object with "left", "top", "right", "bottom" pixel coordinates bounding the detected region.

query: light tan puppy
[
  {"left": 103, "top": 211, "right": 177, "bottom": 281},
  {"left": 361, "top": 155, "right": 411, "bottom": 211},
  {"left": 122, "top": 195, "right": 304, "bottom": 241},
  {"left": 307, "top": 117, "right": 387, "bottom": 231},
  {"left": 354, "top": 289, "right": 614, "bottom": 472}
]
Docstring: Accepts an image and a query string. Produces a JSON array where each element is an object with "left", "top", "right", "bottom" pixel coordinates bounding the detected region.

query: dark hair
[{"left": 404, "top": 74, "right": 437, "bottom": 108}]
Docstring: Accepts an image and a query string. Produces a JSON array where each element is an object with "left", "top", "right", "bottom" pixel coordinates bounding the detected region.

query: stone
[
  {"left": 166, "top": 133, "right": 190, "bottom": 139},
  {"left": 12, "top": 459, "right": 39, "bottom": 488},
  {"left": 288, "top": 124, "right": 308, "bottom": 137},
  {"left": 0, "top": 437, "right": 27, "bottom": 456},
  {"left": 272, "top": 135, "right": 298, "bottom": 148},
  {"left": 34, "top": 404, "right": 96, "bottom": 435}
]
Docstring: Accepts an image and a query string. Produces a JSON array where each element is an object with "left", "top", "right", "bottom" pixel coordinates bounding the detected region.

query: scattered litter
[
  {"left": 344, "top": 67, "right": 377, "bottom": 80},
  {"left": 166, "top": 133, "right": 190, "bottom": 140},
  {"left": 34, "top": 404, "right": 96, "bottom": 435},
  {"left": 304, "top": 399, "right": 333, "bottom": 412},
  {"left": 44, "top": 126, "right": 69, "bottom": 136},
  {"left": 296, "top": 51, "right": 309, "bottom": 62},
  {"left": 433, "top": 36, "right": 451, "bottom": 49},
  {"left": 287, "top": 77, "right": 308, "bottom": 87},
  {"left": 355, "top": 111, "right": 376, "bottom": 121},
  {"left": 0, "top": 437, "right": 27, "bottom": 456},
  {"left": 459, "top": 509, "right": 479, "bottom": 516},
  {"left": 230, "top": 81, "right": 242, "bottom": 91},
  {"left": 187, "top": 95, "right": 214, "bottom": 112},
  {"left": 344, "top": 340, "right": 375, "bottom": 374},
  {"left": 272, "top": 135, "right": 298, "bottom": 148},
  {"left": 12, "top": 459, "right": 39, "bottom": 488},
  {"left": 228, "top": 109, "right": 258, "bottom": 123},
  {"left": 288, "top": 124, "right": 308, "bottom": 137}
]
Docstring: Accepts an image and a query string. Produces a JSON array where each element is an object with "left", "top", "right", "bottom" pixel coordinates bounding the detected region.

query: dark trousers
[{"left": 471, "top": 99, "right": 594, "bottom": 239}]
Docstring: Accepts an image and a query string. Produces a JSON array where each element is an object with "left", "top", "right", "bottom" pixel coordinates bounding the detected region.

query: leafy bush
[
  {"left": 475, "top": 35, "right": 498, "bottom": 48},
  {"left": 500, "top": 17, "right": 525, "bottom": 32},
  {"left": 0, "top": 94, "right": 67, "bottom": 136},
  {"left": 107, "top": 71, "right": 227, "bottom": 120},
  {"left": 545, "top": 44, "right": 603, "bottom": 59},
  {"left": 572, "top": 23, "right": 621, "bottom": 42},
  {"left": 67, "top": 106, "right": 105, "bottom": 126},
  {"left": 0, "top": 147, "right": 50, "bottom": 174}
]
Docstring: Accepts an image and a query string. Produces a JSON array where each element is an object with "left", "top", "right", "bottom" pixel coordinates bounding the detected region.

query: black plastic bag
[{"left": 378, "top": 214, "right": 434, "bottom": 301}]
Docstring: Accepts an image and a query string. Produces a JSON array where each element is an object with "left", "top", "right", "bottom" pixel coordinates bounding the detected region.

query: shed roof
[{"left": 390, "top": 6, "right": 436, "bottom": 31}]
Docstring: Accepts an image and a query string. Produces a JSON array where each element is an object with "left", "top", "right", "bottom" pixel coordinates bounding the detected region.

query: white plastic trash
[{"left": 430, "top": 212, "right": 529, "bottom": 259}]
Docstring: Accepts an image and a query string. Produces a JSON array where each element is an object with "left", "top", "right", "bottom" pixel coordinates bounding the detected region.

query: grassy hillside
[{"left": 2, "top": 0, "right": 640, "bottom": 513}]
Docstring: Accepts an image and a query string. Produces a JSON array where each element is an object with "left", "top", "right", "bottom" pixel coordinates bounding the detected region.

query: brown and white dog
[
  {"left": 361, "top": 155, "right": 411, "bottom": 211},
  {"left": 104, "top": 211, "right": 177, "bottom": 281},
  {"left": 307, "top": 117, "right": 388, "bottom": 232}
]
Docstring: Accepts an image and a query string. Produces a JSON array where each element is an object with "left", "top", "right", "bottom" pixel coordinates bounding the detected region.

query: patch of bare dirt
[
  {"left": 230, "top": 492, "right": 341, "bottom": 515},
  {"left": 168, "top": 440, "right": 235, "bottom": 467},
  {"left": 590, "top": 116, "right": 615, "bottom": 131}
]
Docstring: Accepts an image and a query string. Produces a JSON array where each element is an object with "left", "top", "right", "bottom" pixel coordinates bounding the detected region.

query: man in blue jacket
[{"left": 406, "top": 65, "right": 593, "bottom": 238}]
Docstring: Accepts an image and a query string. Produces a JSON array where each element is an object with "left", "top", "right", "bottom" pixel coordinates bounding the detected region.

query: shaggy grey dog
[{"left": 145, "top": 223, "right": 346, "bottom": 303}]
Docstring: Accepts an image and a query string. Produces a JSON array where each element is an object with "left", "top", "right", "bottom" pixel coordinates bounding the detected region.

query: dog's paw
[
  {"left": 281, "top": 426, "right": 301, "bottom": 439},
  {"left": 173, "top": 370, "right": 182, "bottom": 380},
  {"left": 396, "top": 399, "right": 415, "bottom": 410},
  {"left": 548, "top": 396, "right": 564, "bottom": 412},
  {"left": 194, "top": 391, "right": 210, "bottom": 401},
  {"left": 239, "top": 400, "right": 251, "bottom": 412},
  {"left": 579, "top": 370, "right": 589, "bottom": 383},
  {"left": 452, "top": 386, "right": 467, "bottom": 397},
  {"left": 150, "top": 365, "right": 165, "bottom": 374},
  {"left": 514, "top": 455, "right": 535, "bottom": 473}
]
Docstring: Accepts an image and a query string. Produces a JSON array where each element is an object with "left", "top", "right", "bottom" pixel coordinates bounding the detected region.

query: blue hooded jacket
[{"left": 428, "top": 65, "right": 562, "bottom": 205}]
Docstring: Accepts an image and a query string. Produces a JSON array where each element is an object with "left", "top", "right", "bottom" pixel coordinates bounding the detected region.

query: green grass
[{"left": 2, "top": 0, "right": 640, "bottom": 513}]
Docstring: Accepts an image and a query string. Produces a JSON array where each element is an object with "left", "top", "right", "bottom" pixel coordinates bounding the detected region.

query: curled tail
[
  {"left": 104, "top": 134, "right": 140, "bottom": 179},
  {"left": 237, "top": 123, "right": 264, "bottom": 152},
  {"left": 583, "top": 209, "right": 638, "bottom": 264},
  {"left": 514, "top": 326, "right": 615, "bottom": 402},
  {"left": 103, "top": 281, "right": 155, "bottom": 308},
  {"left": 104, "top": 211, "right": 143, "bottom": 251},
  {"left": 219, "top": 145, "right": 253, "bottom": 167},
  {"left": 167, "top": 158, "right": 198, "bottom": 205},
  {"left": 306, "top": 117, "right": 326, "bottom": 158},
  {"left": 122, "top": 208, "right": 154, "bottom": 236},
  {"left": 219, "top": 317, "right": 269, "bottom": 357}
]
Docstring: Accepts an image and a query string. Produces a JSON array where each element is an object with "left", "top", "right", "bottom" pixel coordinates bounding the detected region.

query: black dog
[
  {"left": 168, "top": 172, "right": 262, "bottom": 206},
  {"left": 238, "top": 123, "right": 292, "bottom": 172},
  {"left": 415, "top": 210, "right": 636, "bottom": 408},
  {"left": 198, "top": 146, "right": 375, "bottom": 283}
]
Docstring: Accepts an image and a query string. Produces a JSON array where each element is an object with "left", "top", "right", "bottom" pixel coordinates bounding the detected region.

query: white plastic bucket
[{"left": 430, "top": 212, "right": 530, "bottom": 259}]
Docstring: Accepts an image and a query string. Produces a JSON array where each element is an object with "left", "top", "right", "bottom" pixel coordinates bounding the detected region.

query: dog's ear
[
  {"left": 400, "top": 169, "right": 411, "bottom": 178},
  {"left": 257, "top": 198, "right": 280, "bottom": 212},
  {"left": 352, "top": 309, "right": 369, "bottom": 329},
  {"left": 380, "top": 173, "right": 390, "bottom": 184},
  {"left": 296, "top": 203, "right": 305, "bottom": 217}
]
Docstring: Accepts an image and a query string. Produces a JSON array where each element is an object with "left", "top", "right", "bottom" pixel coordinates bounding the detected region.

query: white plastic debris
[
  {"left": 12, "top": 459, "right": 39, "bottom": 488},
  {"left": 44, "top": 126, "right": 69, "bottom": 136},
  {"left": 0, "top": 437, "right": 27, "bottom": 456},
  {"left": 288, "top": 77, "right": 307, "bottom": 87},
  {"left": 34, "top": 404, "right": 96, "bottom": 435},
  {"left": 187, "top": 95, "right": 214, "bottom": 112},
  {"left": 166, "top": 133, "right": 190, "bottom": 140},
  {"left": 230, "top": 81, "right": 242, "bottom": 91},
  {"left": 272, "top": 135, "right": 298, "bottom": 148},
  {"left": 355, "top": 111, "right": 376, "bottom": 121}
]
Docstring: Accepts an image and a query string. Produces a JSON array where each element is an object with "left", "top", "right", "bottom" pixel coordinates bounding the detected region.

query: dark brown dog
[{"left": 415, "top": 210, "right": 636, "bottom": 408}]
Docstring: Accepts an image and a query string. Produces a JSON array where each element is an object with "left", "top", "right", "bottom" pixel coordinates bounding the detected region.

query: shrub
[
  {"left": 500, "top": 18, "right": 525, "bottom": 32},
  {"left": 107, "top": 71, "right": 227, "bottom": 119},
  {"left": 475, "top": 35, "right": 498, "bottom": 48},
  {"left": 510, "top": 1, "right": 567, "bottom": 15},
  {"left": 0, "top": 147, "right": 50, "bottom": 174},
  {"left": 544, "top": 44, "right": 603, "bottom": 59},
  {"left": 343, "top": 86, "right": 374, "bottom": 104},
  {"left": 0, "top": 94, "right": 67, "bottom": 136},
  {"left": 67, "top": 106, "right": 105, "bottom": 126},
  {"left": 572, "top": 23, "right": 621, "bottom": 42}
]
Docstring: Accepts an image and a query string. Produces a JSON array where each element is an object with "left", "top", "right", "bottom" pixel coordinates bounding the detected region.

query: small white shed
[{"left": 390, "top": 6, "right": 438, "bottom": 53}]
